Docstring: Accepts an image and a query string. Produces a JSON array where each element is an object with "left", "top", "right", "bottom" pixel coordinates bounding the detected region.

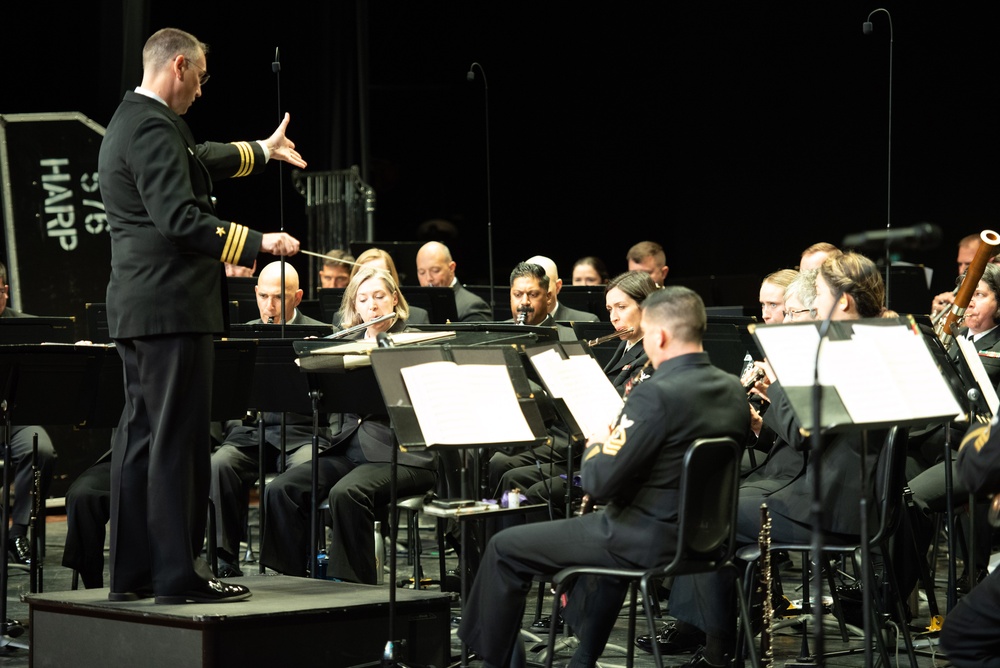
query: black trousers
[
  {"left": 941, "top": 568, "right": 1000, "bottom": 668},
  {"left": 109, "top": 334, "right": 215, "bottom": 595},
  {"left": 62, "top": 458, "right": 111, "bottom": 588},
  {"left": 457, "top": 513, "right": 636, "bottom": 668},
  {"left": 260, "top": 455, "right": 436, "bottom": 583}
]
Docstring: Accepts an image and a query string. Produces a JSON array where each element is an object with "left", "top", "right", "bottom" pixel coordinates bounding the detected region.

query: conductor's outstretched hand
[
  {"left": 263, "top": 112, "right": 307, "bottom": 169},
  {"left": 261, "top": 232, "right": 300, "bottom": 257}
]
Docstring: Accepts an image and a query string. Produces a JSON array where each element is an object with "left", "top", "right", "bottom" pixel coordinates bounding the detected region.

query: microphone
[
  {"left": 467, "top": 61, "right": 495, "bottom": 315},
  {"left": 842, "top": 222, "right": 942, "bottom": 251},
  {"left": 862, "top": 20, "right": 873, "bottom": 35},
  {"left": 376, "top": 332, "right": 394, "bottom": 348}
]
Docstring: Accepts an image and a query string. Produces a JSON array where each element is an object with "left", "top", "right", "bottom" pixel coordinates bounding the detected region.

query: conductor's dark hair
[
  {"left": 509, "top": 262, "right": 550, "bottom": 291},
  {"left": 642, "top": 285, "right": 706, "bottom": 343}
]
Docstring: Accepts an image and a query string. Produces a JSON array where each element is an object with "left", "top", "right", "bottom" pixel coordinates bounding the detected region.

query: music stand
[
  {"left": 0, "top": 343, "right": 110, "bottom": 641},
  {"left": 751, "top": 316, "right": 965, "bottom": 666},
  {"left": 399, "top": 287, "right": 458, "bottom": 324},
  {"left": 0, "top": 317, "right": 76, "bottom": 344},
  {"left": 316, "top": 288, "right": 346, "bottom": 324},
  {"left": 369, "top": 344, "right": 549, "bottom": 668},
  {"left": 522, "top": 340, "right": 616, "bottom": 519},
  {"left": 557, "top": 286, "right": 609, "bottom": 322}
]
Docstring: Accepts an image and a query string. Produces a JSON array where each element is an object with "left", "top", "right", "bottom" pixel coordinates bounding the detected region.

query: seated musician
[
  {"left": 415, "top": 240, "right": 491, "bottom": 322},
  {"left": 258, "top": 267, "right": 437, "bottom": 583},
  {"left": 348, "top": 247, "right": 430, "bottom": 324},
  {"left": 492, "top": 270, "right": 659, "bottom": 515},
  {"left": 457, "top": 286, "right": 750, "bottom": 668},
  {"left": 906, "top": 262, "right": 1000, "bottom": 597},
  {"left": 0, "top": 260, "right": 57, "bottom": 566},
  {"left": 663, "top": 251, "right": 891, "bottom": 668},
  {"left": 62, "top": 262, "right": 332, "bottom": 585},
  {"left": 526, "top": 254, "right": 600, "bottom": 323},
  {"left": 940, "top": 416, "right": 1000, "bottom": 666}
]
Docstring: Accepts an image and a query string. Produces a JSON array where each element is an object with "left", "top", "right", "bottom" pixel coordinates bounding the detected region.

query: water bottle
[
  {"left": 316, "top": 548, "right": 329, "bottom": 580},
  {"left": 374, "top": 520, "right": 385, "bottom": 585},
  {"left": 381, "top": 640, "right": 394, "bottom": 668}
]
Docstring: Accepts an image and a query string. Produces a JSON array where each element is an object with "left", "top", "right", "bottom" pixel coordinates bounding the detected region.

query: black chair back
[
  {"left": 669, "top": 436, "right": 741, "bottom": 571},
  {"left": 870, "top": 425, "right": 909, "bottom": 546}
]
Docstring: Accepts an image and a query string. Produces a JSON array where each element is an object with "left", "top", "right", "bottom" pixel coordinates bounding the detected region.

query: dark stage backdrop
[{"left": 6, "top": 2, "right": 1000, "bottom": 303}]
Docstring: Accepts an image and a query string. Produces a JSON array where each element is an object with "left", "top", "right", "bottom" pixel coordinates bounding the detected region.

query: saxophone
[{"left": 758, "top": 503, "right": 774, "bottom": 668}]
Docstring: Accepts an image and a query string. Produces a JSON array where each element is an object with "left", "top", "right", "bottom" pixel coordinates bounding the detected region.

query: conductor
[{"left": 98, "top": 27, "right": 302, "bottom": 604}]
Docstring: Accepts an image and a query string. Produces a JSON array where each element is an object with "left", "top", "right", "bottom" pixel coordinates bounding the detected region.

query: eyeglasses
[
  {"left": 783, "top": 308, "right": 816, "bottom": 320},
  {"left": 185, "top": 58, "right": 210, "bottom": 86}
]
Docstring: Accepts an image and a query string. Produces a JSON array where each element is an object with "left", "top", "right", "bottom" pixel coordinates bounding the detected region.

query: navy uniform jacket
[
  {"left": 603, "top": 339, "right": 649, "bottom": 394},
  {"left": 99, "top": 91, "right": 264, "bottom": 339},
  {"left": 454, "top": 283, "right": 491, "bottom": 322},
  {"left": 581, "top": 351, "right": 749, "bottom": 567}
]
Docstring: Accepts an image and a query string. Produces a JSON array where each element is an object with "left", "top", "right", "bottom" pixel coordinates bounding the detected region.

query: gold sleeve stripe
[
  {"left": 230, "top": 141, "right": 256, "bottom": 177},
  {"left": 960, "top": 422, "right": 992, "bottom": 454},
  {"left": 220, "top": 222, "right": 250, "bottom": 263}
]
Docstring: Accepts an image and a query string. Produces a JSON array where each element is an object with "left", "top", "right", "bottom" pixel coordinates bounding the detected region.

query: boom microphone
[{"left": 842, "top": 222, "right": 942, "bottom": 251}]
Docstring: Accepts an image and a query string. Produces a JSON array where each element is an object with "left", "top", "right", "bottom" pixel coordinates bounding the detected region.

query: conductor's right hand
[{"left": 261, "top": 232, "right": 300, "bottom": 257}]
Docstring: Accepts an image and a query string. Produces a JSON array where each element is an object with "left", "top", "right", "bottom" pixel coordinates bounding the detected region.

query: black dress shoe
[
  {"left": 531, "top": 614, "right": 564, "bottom": 633},
  {"left": 217, "top": 562, "right": 244, "bottom": 578},
  {"left": 7, "top": 536, "right": 30, "bottom": 565},
  {"left": 956, "top": 568, "right": 988, "bottom": 596},
  {"left": 673, "top": 647, "right": 727, "bottom": 668},
  {"left": 635, "top": 621, "right": 705, "bottom": 655},
  {"left": 108, "top": 587, "right": 154, "bottom": 602},
  {"left": 155, "top": 578, "right": 252, "bottom": 604}
]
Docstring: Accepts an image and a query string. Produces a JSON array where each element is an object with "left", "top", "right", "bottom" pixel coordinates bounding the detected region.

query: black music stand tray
[
  {"left": 369, "top": 344, "right": 549, "bottom": 668},
  {"left": 751, "top": 317, "right": 965, "bottom": 668}
]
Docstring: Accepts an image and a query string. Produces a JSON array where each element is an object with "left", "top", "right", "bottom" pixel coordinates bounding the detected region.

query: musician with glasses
[
  {"left": 98, "top": 26, "right": 304, "bottom": 604},
  {"left": 662, "top": 252, "right": 891, "bottom": 668}
]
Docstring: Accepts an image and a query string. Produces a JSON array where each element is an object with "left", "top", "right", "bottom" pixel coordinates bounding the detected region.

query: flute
[{"left": 587, "top": 327, "right": 634, "bottom": 347}]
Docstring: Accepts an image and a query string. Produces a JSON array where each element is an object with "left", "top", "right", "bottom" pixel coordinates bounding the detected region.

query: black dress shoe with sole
[
  {"left": 673, "top": 647, "right": 727, "bottom": 668},
  {"left": 635, "top": 621, "right": 705, "bottom": 655},
  {"left": 7, "top": 536, "right": 30, "bottom": 566},
  {"left": 155, "top": 578, "right": 251, "bottom": 604}
]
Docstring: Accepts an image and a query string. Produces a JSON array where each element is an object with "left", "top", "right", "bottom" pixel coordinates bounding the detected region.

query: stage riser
[{"left": 28, "top": 577, "right": 450, "bottom": 668}]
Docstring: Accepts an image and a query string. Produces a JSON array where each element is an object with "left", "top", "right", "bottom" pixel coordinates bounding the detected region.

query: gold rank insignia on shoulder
[
  {"left": 216, "top": 227, "right": 225, "bottom": 237},
  {"left": 220, "top": 222, "right": 249, "bottom": 264},
  {"left": 960, "top": 422, "right": 992, "bottom": 453},
  {"left": 230, "top": 141, "right": 256, "bottom": 177}
]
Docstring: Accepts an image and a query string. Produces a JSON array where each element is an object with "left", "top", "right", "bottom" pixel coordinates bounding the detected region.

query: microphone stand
[
  {"left": 272, "top": 47, "right": 292, "bottom": 473},
  {"left": 863, "top": 8, "right": 894, "bottom": 306},
  {"left": 467, "top": 62, "right": 494, "bottom": 313},
  {"left": 807, "top": 291, "right": 843, "bottom": 667}
]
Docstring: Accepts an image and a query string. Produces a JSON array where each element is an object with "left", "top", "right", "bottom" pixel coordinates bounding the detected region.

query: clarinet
[{"left": 759, "top": 503, "right": 774, "bottom": 668}]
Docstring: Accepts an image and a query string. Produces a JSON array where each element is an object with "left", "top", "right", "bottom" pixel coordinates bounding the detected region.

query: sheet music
[
  {"left": 755, "top": 321, "right": 963, "bottom": 425},
  {"left": 836, "top": 324, "right": 962, "bottom": 423},
  {"left": 955, "top": 335, "right": 1000, "bottom": 416},
  {"left": 400, "top": 361, "right": 534, "bottom": 445},
  {"left": 529, "top": 348, "right": 624, "bottom": 438}
]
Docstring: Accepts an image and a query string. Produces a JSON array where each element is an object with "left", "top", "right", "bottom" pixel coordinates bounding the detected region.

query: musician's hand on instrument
[
  {"left": 932, "top": 291, "right": 955, "bottom": 315},
  {"left": 750, "top": 404, "right": 763, "bottom": 436},
  {"left": 262, "top": 112, "right": 308, "bottom": 169},
  {"left": 757, "top": 360, "right": 776, "bottom": 384},
  {"left": 261, "top": 232, "right": 301, "bottom": 257}
]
